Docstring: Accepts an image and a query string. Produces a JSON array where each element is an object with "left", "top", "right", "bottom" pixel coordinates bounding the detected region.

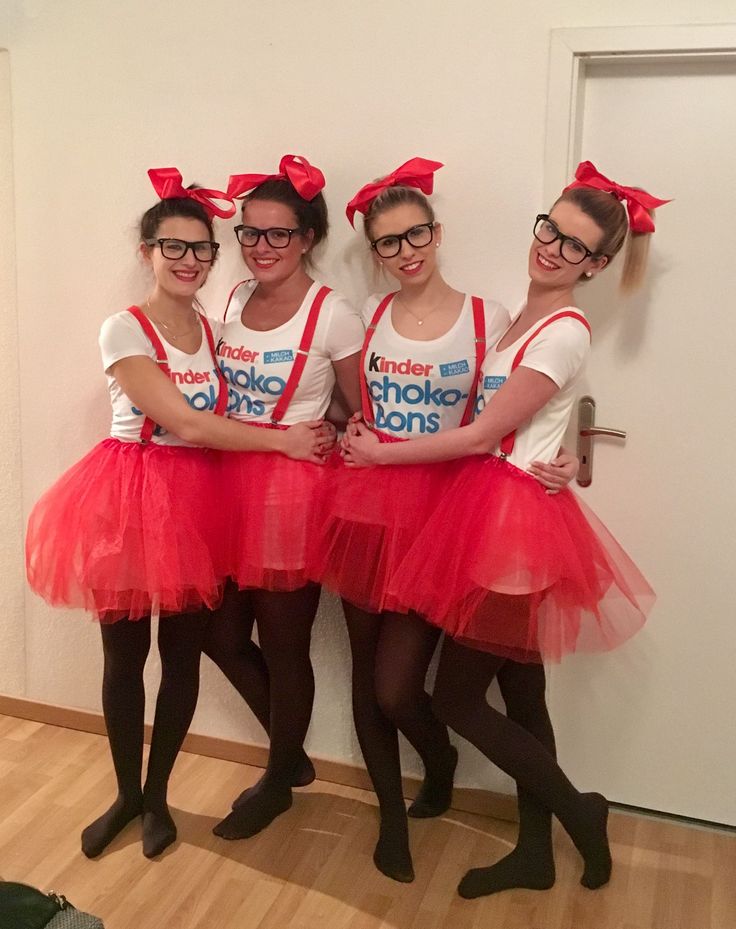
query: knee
[
  {"left": 158, "top": 641, "right": 202, "bottom": 683},
  {"left": 499, "top": 666, "right": 548, "bottom": 725},
  {"left": 102, "top": 642, "right": 148, "bottom": 682},
  {"left": 203, "top": 634, "right": 259, "bottom": 671},
  {"left": 375, "top": 679, "right": 405, "bottom": 726}
]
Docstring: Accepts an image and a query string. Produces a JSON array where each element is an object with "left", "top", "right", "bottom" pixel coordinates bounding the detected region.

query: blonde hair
[
  {"left": 554, "top": 187, "right": 652, "bottom": 293},
  {"left": 363, "top": 186, "right": 435, "bottom": 241}
]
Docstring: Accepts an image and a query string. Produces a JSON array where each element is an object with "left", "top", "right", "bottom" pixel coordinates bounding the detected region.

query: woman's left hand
[
  {"left": 341, "top": 421, "right": 380, "bottom": 468},
  {"left": 319, "top": 421, "right": 338, "bottom": 458},
  {"left": 528, "top": 451, "right": 579, "bottom": 494}
]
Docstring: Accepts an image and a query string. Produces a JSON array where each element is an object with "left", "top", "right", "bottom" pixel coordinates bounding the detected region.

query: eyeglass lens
[
  {"left": 159, "top": 239, "right": 217, "bottom": 261},
  {"left": 373, "top": 224, "right": 434, "bottom": 258},
  {"left": 236, "top": 226, "right": 295, "bottom": 249},
  {"left": 533, "top": 217, "right": 590, "bottom": 265}
]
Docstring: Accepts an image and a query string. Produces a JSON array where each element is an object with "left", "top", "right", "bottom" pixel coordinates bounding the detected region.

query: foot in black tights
[
  {"left": 408, "top": 745, "right": 458, "bottom": 818},
  {"left": 214, "top": 779, "right": 293, "bottom": 839},
  {"left": 142, "top": 803, "right": 177, "bottom": 858},
  {"left": 231, "top": 750, "right": 315, "bottom": 809},
  {"left": 458, "top": 793, "right": 556, "bottom": 897},
  {"left": 81, "top": 793, "right": 143, "bottom": 858},
  {"left": 575, "top": 792, "right": 611, "bottom": 889},
  {"left": 459, "top": 849, "right": 556, "bottom": 898},
  {"left": 373, "top": 813, "right": 415, "bottom": 883}
]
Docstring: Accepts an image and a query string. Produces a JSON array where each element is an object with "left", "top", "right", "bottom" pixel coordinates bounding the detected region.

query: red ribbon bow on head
[
  {"left": 346, "top": 157, "right": 444, "bottom": 227},
  {"left": 564, "top": 161, "right": 671, "bottom": 234},
  {"left": 147, "top": 167, "right": 236, "bottom": 219},
  {"left": 226, "top": 154, "right": 326, "bottom": 202}
]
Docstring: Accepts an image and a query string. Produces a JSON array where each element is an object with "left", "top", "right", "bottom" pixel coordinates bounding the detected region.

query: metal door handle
[
  {"left": 576, "top": 396, "right": 626, "bottom": 487},
  {"left": 580, "top": 427, "right": 627, "bottom": 439}
]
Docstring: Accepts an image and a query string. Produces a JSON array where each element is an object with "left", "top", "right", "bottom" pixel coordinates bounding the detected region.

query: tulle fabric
[
  {"left": 26, "top": 438, "right": 226, "bottom": 622},
  {"left": 307, "top": 437, "right": 463, "bottom": 612},
  {"left": 219, "top": 449, "right": 330, "bottom": 591},
  {"left": 386, "top": 454, "right": 655, "bottom": 662}
]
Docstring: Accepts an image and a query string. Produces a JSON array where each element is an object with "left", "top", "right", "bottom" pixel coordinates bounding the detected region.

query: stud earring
[{"left": 584, "top": 271, "right": 593, "bottom": 278}]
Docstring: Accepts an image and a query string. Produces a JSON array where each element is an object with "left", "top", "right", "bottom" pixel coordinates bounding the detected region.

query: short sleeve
[
  {"left": 483, "top": 299, "right": 511, "bottom": 344},
  {"left": 203, "top": 314, "right": 222, "bottom": 345},
  {"left": 361, "top": 292, "right": 391, "bottom": 328},
  {"left": 223, "top": 280, "right": 255, "bottom": 324},
  {"left": 519, "top": 316, "right": 590, "bottom": 389},
  {"left": 99, "top": 312, "right": 156, "bottom": 373},
  {"left": 321, "top": 293, "right": 365, "bottom": 361}
]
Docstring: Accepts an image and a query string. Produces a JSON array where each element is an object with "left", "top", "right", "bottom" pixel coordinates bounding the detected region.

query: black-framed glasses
[
  {"left": 533, "top": 215, "right": 600, "bottom": 266},
  {"left": 234, "top": 225, "right": 302, "bottom": 249},
  {"left": 370, "top": 223, "right": 434, "bottom": 259},
  {"left": 145, "top": 238, "right": 219, "bottom": 262}
]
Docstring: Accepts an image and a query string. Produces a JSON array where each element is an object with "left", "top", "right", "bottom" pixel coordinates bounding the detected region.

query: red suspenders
[
  {"left": 359, "top": 293, "right": 487, "bottom": 429},
  {"left": 126, "top": 305, "right": 228, "bottom": 443},
  {"left": 269, "top": 285, "right": 332, "bottom": 426},
  {"left": 219, "top": 283, "right": 332, "bottom": 427},
  {"left": 498, "top": 310, "right": 591, "bottom": 458},
  {"left": 461, "top": 296, "right": 487, "bottom": 427}
]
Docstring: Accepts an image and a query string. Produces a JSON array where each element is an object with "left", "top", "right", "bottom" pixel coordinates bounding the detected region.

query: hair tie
[
  {"left": 564, "top": 161, "right": 670, "bottom": 234},
  {"left": 147, "top": 167, "right": 235, "bottom": 219},
  {"left": 346, "top": 157, "right": 443, "bottom": 228},
  {"left": 227, "top": 154, "right": 325, "bottom": 202}
]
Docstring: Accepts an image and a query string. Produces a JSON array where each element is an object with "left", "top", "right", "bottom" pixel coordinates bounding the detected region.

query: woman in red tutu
[
  {"left": 309, "top": 158, "right": 578, "bottom": 882},
  {"left": 25, "top": 170, "right": 329, "bottom": 860},
  {"left": 343, "top": 162, "right": 667, "bottom": 895},
  {"left": 200, "top": 156, "right": 364, "bottom": 841}
]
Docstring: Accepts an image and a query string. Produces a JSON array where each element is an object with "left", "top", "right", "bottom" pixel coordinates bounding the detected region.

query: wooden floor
[{"left": 1, "top": 715, "right": 734, "bottom": 929}]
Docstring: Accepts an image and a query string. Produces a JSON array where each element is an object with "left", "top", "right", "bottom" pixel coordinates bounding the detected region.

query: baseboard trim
[{"left": 0, "top": 694, "right": 518, "bottom": 822}]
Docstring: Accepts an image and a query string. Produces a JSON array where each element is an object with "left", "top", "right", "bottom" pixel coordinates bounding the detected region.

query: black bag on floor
[{"left": 0, "top": 882, "right": 104, "bottom": 929}]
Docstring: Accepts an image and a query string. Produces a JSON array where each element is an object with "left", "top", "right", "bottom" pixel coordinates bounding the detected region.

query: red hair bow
[
  {"left": 346, "top": 157, "right": 444, "bottom": 227},
  {"left": 147, "top": 167, "right": 236, "bottom": 219},
  {"left": 565, "top": 161, "right": 670, "bottom": 234},
  {"left": 227, "top": 154, "right": 325, "bottom": 202}
]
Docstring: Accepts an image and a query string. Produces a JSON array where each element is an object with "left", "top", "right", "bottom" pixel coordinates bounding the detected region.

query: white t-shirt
[
  {"left": 99, "top": 310, "right": 223, "bottom": 447},
  {"left": 219, "top": 280, "right": 364, "bottom": 424},
  {"left": 362, "top": 292, "right": 509, "bottom": 439},
  {"left": 475, "top": 307, "right": 590, "bottom": 470}
]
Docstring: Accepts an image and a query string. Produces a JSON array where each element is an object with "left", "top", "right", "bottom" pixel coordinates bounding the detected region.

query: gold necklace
[
  {"left": 395, "top": 293, "right": 448, "bottom": 327},
  {"left": 145, "top": 299, "right": 199, "bottom": 341}
]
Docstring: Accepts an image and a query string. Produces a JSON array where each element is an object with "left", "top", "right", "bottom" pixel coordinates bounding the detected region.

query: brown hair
[
  {"left": 362, "top": 186, "right": 435, "bottom": 242},
  {"left": 553, "top": 187, "right": 651, "bottom": 293},
  {"left": 241, "top": 178, "right": 328, "bottom": 269}
]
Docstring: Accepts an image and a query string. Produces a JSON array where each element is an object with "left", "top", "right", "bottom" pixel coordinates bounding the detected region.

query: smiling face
[
  {"left": 368, "top": 202, "right": 441, "bottom": 287},
  {"left": 528, "top": 199, "right": 608, "bottom": 290},
  {"left": 141, "top": 215, "right": 214, "bottom": 299},
  {"left": 239, "top": 199, "right": 313, "bottom": 285}
]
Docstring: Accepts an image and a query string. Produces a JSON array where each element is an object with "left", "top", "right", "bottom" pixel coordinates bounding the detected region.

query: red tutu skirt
[
  {"left": 386, "top": 455, "right": 655, "bottom": 662},
  {"left": 25, "top": 438, "right": 227, "bottom": 622},
  {"left": 307, "top": 437, "right": 463, "bottom": 612},
  {"left": 219, "top": 450, "right": 330, "bottom": 591}
]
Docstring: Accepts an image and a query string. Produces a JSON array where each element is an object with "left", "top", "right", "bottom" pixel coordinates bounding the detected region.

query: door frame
[{"left": 544, "top": 24, "right": 736, "bottom": 201}]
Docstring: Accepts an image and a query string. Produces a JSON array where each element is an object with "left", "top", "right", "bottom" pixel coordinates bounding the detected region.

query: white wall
[{"left": 1, "top": 0, "right": 733, "bottom": 792}]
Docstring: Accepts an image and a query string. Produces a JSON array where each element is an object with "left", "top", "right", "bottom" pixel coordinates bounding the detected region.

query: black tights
[
  {"left": 205, "top": 584, "right": 321, "bottom": 839},
  {"left": 81, "top": 610, "right": 208, "bottom": 859},
  {"left": 455, "top": 660, "right": 558, "bottom": 897},
  {"left": 433, "top": 637, "right": 611, "bottom": 891},
  {"left": 343, "top": 602, "right": 457, "bottom": 882}
]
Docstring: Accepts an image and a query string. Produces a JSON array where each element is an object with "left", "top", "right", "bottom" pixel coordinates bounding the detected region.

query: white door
[{"left": 545, "top": 42, "right": 736, "bottom": 824}]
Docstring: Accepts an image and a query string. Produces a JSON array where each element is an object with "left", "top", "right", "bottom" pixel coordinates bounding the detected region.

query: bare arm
[
  {"left": 111, "top": 355, "right": 328, "bottom": 462},
  {"left": 331, "top": 351, "right": 363, "bottom": 418},
  {"left": 344, "top": 366, "right": 559, "bottom": 467}
]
